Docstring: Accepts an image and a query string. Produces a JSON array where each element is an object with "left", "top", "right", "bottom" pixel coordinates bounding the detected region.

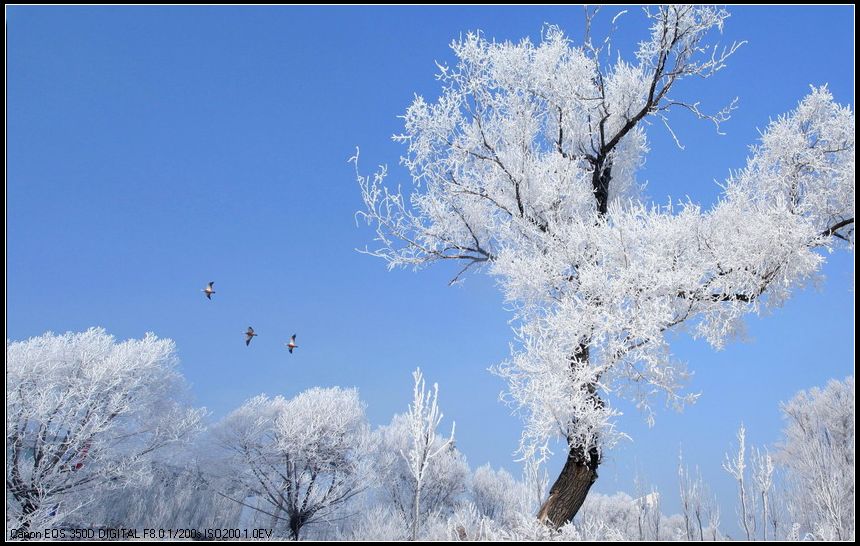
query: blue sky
[{"left": 7, "top": 6, "right": 854, "bottom": 531}]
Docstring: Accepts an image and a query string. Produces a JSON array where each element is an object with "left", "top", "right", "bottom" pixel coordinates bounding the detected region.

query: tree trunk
[
  {"left": 411, "top": 479, "right": 421, "bottom": 540},
  {"left": 289, "top": 513, "right": 302, "bottom": 541},
  {"left": 536, "top": 444, "right": 600, "bottom": 528},
  {"left": 591, "top": 158, "right": 612, "bottom": 216}
]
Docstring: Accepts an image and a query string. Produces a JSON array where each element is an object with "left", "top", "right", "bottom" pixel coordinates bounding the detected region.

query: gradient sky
[{"left": 7, "top": 6, "right": 854, "bottom": 534}]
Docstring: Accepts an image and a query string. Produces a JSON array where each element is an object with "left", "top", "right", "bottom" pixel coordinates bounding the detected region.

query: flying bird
[
  {"left": 286, "top": 334, "right": 298, "bottom": 354},
  {"left": 202, "top": 281, "right": 215, "bottom": 300},
  {"left": 244, "top": 327, "right": 257, "bottom": 346}
]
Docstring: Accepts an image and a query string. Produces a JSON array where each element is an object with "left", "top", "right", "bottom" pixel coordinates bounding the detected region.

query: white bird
[
  {"left": 202, "top": 281, "right": 215, "bottom": 300},
  {"left": 286, "top": 334, "right": 298, "bottom": 354}
]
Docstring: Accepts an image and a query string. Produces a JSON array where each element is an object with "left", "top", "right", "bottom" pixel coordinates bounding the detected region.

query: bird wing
[
  {"left": 291, "top": 334, "right": 297, "bottom": 343},
  {"left": 208, "top": 282, "right": 214, "bottom": 289}
]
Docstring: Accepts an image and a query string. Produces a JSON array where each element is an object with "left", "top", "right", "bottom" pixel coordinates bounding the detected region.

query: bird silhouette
[
  {"left": 202, "top": 281, "right": 215, "bottom": 300},
  {"left": 245, "top": 327, "right": 257, "bottom": 346},
  {"left": 286, "top": 334, "right": 298, "bottom": 354}
]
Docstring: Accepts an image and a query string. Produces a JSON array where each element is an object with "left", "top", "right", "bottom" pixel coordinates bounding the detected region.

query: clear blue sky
[{"left": 7, "top": 6, "right": 854, "bottom": 532}]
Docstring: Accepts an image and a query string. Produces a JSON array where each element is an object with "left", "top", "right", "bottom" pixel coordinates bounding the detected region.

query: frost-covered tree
[
  {"left": 522, "top": 455, "right": 550, "bottom": 516},
  {"left": 213, "top": 388, "right": 371, "bottom": 540},
  {"left": 376, "top": 368, "right": 460, "bottom": 540},
  {"left": 678, "top": 451, "right": 700, "bottom": 541},
  {"left": 677, "top": 452, "right": 719, "bottom": 541},
  {"left": 751, "top": 446, "right": 775, "bottom": 540},
  {"left": 374, "top": 413, "right": 468, "bottom": 539},
  {"left": 471, "top": 464, "right": 530, "bottom": 527},
  {"left": 576, "top": 491, "right": 638, "bottom": 538},
  {"left": 356, "top": 5, "right": 854, "bottom": 527},
  {"left": 345, "top": 505, "right": 410, "bottom": 541},
  {"left": 778, "top": 376, "right": 855, "bottom": 540},
  {"left": 5, "top": 327, "right": 205, "bottom": 530},
  {"left": 723, "top": 424, "right": 755, "bottom": 540},
  {"left": 81, "top": 457, "right": 242, "bottom": 532}
]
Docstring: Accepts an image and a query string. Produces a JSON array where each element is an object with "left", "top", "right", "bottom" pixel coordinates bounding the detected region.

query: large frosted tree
[
  {"left": 6, "top": 327, "right": 205, "bottom": 530},
  {"left": 213, "top": 388, "right": 371, "bottom": 540},
  {"left": 355, "top": 6, "right": 854, "bottom": 528}
]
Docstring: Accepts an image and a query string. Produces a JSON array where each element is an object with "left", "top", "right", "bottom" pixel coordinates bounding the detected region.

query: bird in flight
[
  {"left": 245, "top": 327, "right": 257, "bottom": 346},
  {"left": 202, "top": 282, "right": 215, "bottom": 300},
  {"left": 286, "top": 334, "right": 298, "bottom": 354}
]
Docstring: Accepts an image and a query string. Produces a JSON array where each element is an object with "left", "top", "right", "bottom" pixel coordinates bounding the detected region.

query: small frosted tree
[
  {"left": 751, "top": 446, "right": 775, "bottom": 540},
  {"left": 778, "top": 377, "right": 854, "bottom": 540},
  {"left": 677, "top": 449, "right": 721, "bottom": 541},
  {"left": 723, "top": 424, "right": 755, "bottom": 540},
  {"left": 374, "top": 412, "right": 468, "bottom": 539},
  {"left": 399, "top": 368, "right": 456, "bottom": 540},
  {"left": 6, "top": 327, "right": 205, "bottom": 530},
  {"left": 356, "top": 5, "right": 854, "bottom": 527},
  {"left": 214, "top": 388, "right": 371, "bottom": 540},
  {"left": 678, "top": 450, "right": 699, "bottom": 541}
]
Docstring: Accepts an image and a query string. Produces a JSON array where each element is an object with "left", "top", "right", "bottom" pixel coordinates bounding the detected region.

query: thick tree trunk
[{"left": 536, "top": 447, "right": 599, "bottom": 528}]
